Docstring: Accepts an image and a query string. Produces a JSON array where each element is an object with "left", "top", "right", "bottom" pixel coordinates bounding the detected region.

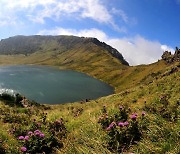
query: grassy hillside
[
  {"left": 0, "top": 52, "right": 169, "bottom": 93},
  {"left": 0, "top": 61, "right": 179, "bottom": 153},
  {"left": 0, "top": 35, "right": 179, "bottom": 153},
  {"left": 0, "top": 35, "right": 170, "bottom": 93}
]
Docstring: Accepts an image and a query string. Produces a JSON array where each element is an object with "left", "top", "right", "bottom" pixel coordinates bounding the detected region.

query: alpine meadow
[{"left": 0, "top": 0, "right": 180, "bottom": 154}]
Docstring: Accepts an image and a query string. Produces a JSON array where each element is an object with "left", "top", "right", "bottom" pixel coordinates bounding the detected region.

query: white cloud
[
  {"left": 112, "top": 8, "right": 128, "bottom": 23},
  {"left": 38, "top": 27, "right": 174, "bottom": 65},
  {"left": 111, "top": 8, "right": 137, "bottom": 26},
  {"left": 30, "top": 0, "right": 113, "bottom": 24},
  {"left": 0, "top": 0, "right": 54, "bottom": 9},
  {"left": 161, "top": 45, "right": 175, "bottom": 53},
  {"left": 79, "top": 0, "right": 112, "bottom": 23},
  {"left": 38, "top": 28, "right": 107, "bottom": 41},
  {"left": 0, "top": 0, "right": 122, "bottom": 28},
  {"left": 107, "top": 37, "right": 164, "bottom": 65},
  {"left": 0, "top": 12, "right": 22, "bottom": 26}
]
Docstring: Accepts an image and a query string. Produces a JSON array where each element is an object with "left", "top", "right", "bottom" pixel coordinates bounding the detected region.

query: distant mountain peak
[{"left": 0, "top": 35, "right": 129, "bottom": 66}]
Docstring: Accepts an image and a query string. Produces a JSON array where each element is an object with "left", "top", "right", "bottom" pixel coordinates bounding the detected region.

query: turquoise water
[{"left": 0, "top": 65, "right": 114, "bottom": 104}]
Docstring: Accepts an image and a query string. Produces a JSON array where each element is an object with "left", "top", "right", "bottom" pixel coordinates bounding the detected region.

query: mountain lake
[{"left": 0, "top": 65, "right": 114, "bottom": 104}]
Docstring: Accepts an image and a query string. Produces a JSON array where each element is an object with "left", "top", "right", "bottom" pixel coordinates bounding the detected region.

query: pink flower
[
  {"left": 130, "top": 114, "right": 137, "bottom": 120},
  {"left": 18, "top": 136, "right": 24, "bottom": 140},
  {"left": 35, "top": 132, "right": 40, "bottom": 135},
  {"left": 34, "top": 130, "right": 40, "bottom": 133},
  {"left": 119, "top": 105, "right": 123, "bottom": 110},
  {"left": 109, "top": 122, "right": 116, "bottom": 128},
  {"left": 142, "top": 111, "right": 146, "bottom": 116},
  {"left": 118, "top": 122, "right": 124, "bottom": 127},
  {"left": 20, "top": 147, "right": 27, "bottom": 152},
  {"left": 39, "top": 133, "right": 45, "bottom": 138},
  {"left": 106, "top": 122, "right": 116, "bottom": 130},
  {"left": 24, "top": 136, "right": 29, "bottom": 141},
  {"left": 37, "top": 122, "right": 41, "bottom": 127},
  {"left": 106, "top": 127, "right": 111, "bottom": 131},
  {"left": 123, "top": 121, "right": 129, "bottom": 126},
  {"left": 28, "top": 131, "right": 33, "bottom": 136},
  {"left": 34, "top": 130, "right": 41, "bottom": 135}
]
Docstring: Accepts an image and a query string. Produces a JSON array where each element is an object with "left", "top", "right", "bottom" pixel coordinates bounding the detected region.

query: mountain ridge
[
  {"left": 0, "top": 35, "right": 129, "bottom": 66},
  {"left": 0, "top": 35, "right": 179, "bottom": 153},
  {"left": 0, "top": 35, "right": 179, "bottom": 94}
]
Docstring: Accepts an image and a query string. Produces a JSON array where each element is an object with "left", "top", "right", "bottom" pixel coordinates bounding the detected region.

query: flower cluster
[
  {"left": 0, "top": 94, "right": 67, "bottom": 153},
  {"left": 105, "top": 112, "right": 140, "bottom": 131},
  {"left": 98, "top": 105, "right": 147, "bottom": 153},
  {"left": 17, "top": 118, "right": 67, "bottom": 153},
  {"left": 18, "top": 130, "right": 45, "bottom": 152},
  {"left": 33, "top": 130, "right": 45, "bottom": 137}
]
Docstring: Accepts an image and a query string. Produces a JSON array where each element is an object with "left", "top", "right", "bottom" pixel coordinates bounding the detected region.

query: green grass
[
  {"left": 48, "top": 66, "right": 179, "bottom": 153},
  {"left": 0, "top": 48, "right": 179, "bottom": 153},
  {"left": 0, "top": 50, "right": 172, "bottom": 93}
]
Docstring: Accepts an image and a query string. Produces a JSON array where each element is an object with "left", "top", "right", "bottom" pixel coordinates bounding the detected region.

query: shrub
[
  {"left": 98, "top": 106, "right": 148, "bottom": 153},
  {"left": 17, "top": 118, "right": 67, "bottom": 153}
]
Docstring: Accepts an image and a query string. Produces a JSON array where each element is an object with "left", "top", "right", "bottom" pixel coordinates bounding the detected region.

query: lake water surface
[{"left": 0, "top": 65, "right": 114, "bottom": 104}]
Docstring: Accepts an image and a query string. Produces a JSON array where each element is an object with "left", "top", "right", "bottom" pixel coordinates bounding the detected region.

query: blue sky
[{"left": 0, "top": 0, "right": 179, "bottom": 65}]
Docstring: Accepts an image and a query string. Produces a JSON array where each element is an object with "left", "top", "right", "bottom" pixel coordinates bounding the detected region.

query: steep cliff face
[
  {"left": 85, "top": 38, "right": 129, "bottom": 65},
  {"left": 0, "top": 35, "right": 129, "bottom": 65}
]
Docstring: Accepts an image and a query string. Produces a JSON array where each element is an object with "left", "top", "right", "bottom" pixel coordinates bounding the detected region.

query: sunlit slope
[
  {"left": 0, "top": 52, "right": 169, "bottom": 93},
  {"left": 0, "top": 60, "right": 179, "bottom": 153},
  {"left": 0, "top": 35, "right": 178, "bottom": 93},
  {"left": 0, "top": 35, "right": 179, "bottom": 153},
  {"left": 47, "top": 61, "right": 180, "bottom": 153}
]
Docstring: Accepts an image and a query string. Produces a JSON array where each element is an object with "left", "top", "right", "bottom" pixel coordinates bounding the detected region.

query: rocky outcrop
[
  {"left": 174, "top": 47, "right": 180, "bottom": 61},
  {"left": 162, "top": 47, "right": 180, "bottom": 63}
]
